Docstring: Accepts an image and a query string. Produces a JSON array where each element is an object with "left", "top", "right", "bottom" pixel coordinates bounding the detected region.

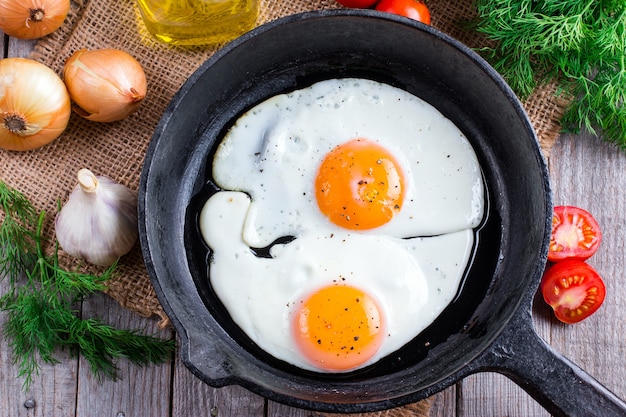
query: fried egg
[
  {"left": 200, "top": 77, "right": 485, "bottom": 372},
  {"left": 212, "top": 78, "right": 484, "bottom": 247},
  {"left": 199, "top": 191, "right": 474, "bottom": 371}
]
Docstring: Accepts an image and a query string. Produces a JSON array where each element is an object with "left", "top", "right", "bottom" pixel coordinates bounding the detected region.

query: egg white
[
  {"left": 199, "top": 191, "right": 474, "bottom": 372},
  {"left": 202, "top": 78, "right": 484, "bottom": 373},
  {"left": 212, "top": 78, "right": 484, "bottom": 248}
]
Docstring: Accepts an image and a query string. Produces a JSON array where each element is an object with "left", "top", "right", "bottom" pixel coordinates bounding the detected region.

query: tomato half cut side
[
  {"left": 540, "top": 260, "right": 606, "bottom": 324},
  {"left": 548, "top": 205, "right": 602, "bottom": 262}
]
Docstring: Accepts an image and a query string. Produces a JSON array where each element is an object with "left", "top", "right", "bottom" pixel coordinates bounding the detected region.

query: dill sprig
[
  {"left": 0, "top": 180, "right": 176, "bottom": 391},
  {"left": 473, "top": 0, "right": 626, "bottom": 148}
]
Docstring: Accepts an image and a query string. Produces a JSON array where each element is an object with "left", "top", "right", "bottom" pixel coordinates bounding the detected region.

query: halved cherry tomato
[
  {"left": 375, "top": 0, "right": 431, "bottom": 25},
  {"left": 548, "top": 205, "right": 602, "bottom": 262},
  {"left": 335, "top": 0, "right": 379, "bottom": 7},
  {"left": 540, "top": 260, "right": 606, "bottom": 324}
]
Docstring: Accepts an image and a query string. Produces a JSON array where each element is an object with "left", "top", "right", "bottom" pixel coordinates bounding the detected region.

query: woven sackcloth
[
  {"left": 1, "top": 3, "right": 564, "bottom": 414},
  {"left": 2, "top": 0, "right": 564, "bottom": 335},
  {"left": 1, "top": 0, "right": 565, "bottom": 414}
]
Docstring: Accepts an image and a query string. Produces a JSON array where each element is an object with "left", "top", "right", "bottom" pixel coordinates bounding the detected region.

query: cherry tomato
[
  {"left": 335, "top": 0, "right": 379, "bottom": 8},
  {"left": 375, "top": 0, "right": 431, "bottom": 25},
  {"left": 540, "top": 260, "right": 606, "bottom": 324},
  {"left": 548, "top": 205, "right": 602, "bottom": 262}
]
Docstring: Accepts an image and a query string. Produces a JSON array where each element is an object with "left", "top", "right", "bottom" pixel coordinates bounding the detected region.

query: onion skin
[
  {"left": 0, "top": 58, "right": 71, "bottom": 151},
  {"left": 0, "top": 0, "right": 70, "bottom": 39},
  {"left": 63, "top": 49, "right": 148, "bottom": 122}
]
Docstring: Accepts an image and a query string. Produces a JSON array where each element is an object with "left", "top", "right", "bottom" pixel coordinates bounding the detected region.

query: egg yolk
[
  {"left": 293, "top": 284, "right": 385, "bottom": 371},
  {"left": 315, "top": 138, "right": 404, "bottom": 230}
]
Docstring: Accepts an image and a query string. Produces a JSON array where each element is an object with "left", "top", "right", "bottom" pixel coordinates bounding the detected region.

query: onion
[
  {"left": 63, "top": 49, "right": 148, "bottom": 123},
  {"left": 0, "top": 58, "right": 71, "bottom": 152},
  {"left": 0, "top": 0, "right": 70, "bottom": 39}
]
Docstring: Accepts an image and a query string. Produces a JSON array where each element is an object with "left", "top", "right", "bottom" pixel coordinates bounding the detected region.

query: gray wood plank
[
  {"left": 458, "top": 373, "right": 549, "bottom": 417},
  {"left": 6, "top": 38, "right": 37, "bottom": 59},
  {"left": 546, "top": 133, "right": 626, "bottom": 401},
  {"left": 171, "top": 343, "right": 266, "bottom": 417},
  {"left": 267, "top": 401, "right": 315, "bottom": 416},
  {"left": 429, "top": 388, "right": 456, "bottom": 417},
  {"left": 0, "top": 297, "right": 79, "bottom": 417},
  {"left": 75, "top": 292, "right": 173, "bottom": 417}
]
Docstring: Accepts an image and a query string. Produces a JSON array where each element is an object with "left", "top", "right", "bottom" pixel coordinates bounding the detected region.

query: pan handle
[{"left": 472, "top": 309, "right": 626, "bottom": 417}]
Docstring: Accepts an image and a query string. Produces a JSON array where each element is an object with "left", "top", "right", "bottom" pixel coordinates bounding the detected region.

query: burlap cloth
[{"left": 1, "top": 1, "right": 565, "bottom": 414}]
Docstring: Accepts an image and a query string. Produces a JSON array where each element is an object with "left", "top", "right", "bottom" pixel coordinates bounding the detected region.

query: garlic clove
[{"left": 55, "top": 168, "right": 139, "bottom": 267}]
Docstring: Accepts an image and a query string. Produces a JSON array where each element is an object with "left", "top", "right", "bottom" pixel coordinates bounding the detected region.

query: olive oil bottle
[{"left": 137, "top": 0, "right": 259, "bottom": 46}]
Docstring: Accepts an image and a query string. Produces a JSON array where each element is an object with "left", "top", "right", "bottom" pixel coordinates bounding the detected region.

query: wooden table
[{"left": 2, "top": 33, "right": 626, "bottom": 417}]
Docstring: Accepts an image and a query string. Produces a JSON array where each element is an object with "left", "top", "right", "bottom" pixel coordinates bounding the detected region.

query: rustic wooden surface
[{"left": 3, "top": 33, "right": 626, "bottom": 417}]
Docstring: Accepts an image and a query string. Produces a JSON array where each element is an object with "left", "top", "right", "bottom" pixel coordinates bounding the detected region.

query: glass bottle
[{"left": 137, "top": 0, "right": 259, "bottom": 46}]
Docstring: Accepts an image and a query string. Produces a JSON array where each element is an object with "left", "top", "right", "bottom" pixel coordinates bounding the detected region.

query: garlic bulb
[{"left": 55, "top": 169, "right": 138, "bottom": 267}]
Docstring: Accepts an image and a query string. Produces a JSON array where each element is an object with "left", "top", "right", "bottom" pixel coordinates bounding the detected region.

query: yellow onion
[
  {"left": 0, "top": 58, "right": 71, "bottom": 151},
  {"left": 63, "top": 49, "right": 148, "bottom": 123},
  {"left": 0, "top": 0, "right": 70, "bottom": 39}
]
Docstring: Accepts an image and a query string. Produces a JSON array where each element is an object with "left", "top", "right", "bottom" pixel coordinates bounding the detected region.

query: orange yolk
[
  {"left": 293, "top": 284, "right": 385, "bottom": 371},
  {"left": 315, "top": 138, "right": 405, "bottom": 230}
]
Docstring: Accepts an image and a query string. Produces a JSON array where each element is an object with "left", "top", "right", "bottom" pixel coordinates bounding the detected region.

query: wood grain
[
  {"left": 76, "top": 292, "right": 173, "bottom": 417},
  {"left": 546, "top": 134, "right": 626, "bottom": 403},
  {"left": 0, "top": 296, "right": 79, "bottom": 417},
  {"left": 0, "top": 35, "right": 80, "bottom": 417},
  {"left": 172, "top": 349, "right": 266, "bottom": 417},
  {"left": 3, "top": 35, "right": 626, "bottom": 417}
]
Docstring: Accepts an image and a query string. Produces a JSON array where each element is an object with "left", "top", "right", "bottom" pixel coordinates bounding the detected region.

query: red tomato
[
  {"left": 540, "top": 260, "right": 606, "bottom": 324},
  {"left": 335, "top": 0, "right": 379, "bottom": 8},
  {"left": 375, "top": 0, "right": 431, "bottom": 25},
  {"left": 548, "top": 205, "right": 602, "bottom": 262}
]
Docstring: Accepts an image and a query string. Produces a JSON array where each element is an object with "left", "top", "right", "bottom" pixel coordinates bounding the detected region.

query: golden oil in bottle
[{"left": 137, "top": 0, "right": 259, "bottom": 46}]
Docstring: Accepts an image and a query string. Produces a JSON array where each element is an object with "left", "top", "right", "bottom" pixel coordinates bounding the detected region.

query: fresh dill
[
  {"left": 473, "top": 0, "right": 626, "bottom": 147},
  {"left": 0, "top": 180, "right": 176, "bottom": 391}
]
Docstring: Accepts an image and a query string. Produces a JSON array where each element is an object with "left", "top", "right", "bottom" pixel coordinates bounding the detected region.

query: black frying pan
[{"left": 138, "top": 10, "right": 626, "bottom": 416}]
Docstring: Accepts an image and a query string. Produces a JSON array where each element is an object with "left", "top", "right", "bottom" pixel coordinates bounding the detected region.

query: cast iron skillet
[{"left": 138, "top": 10, "right": 626, "bottom": 416}]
